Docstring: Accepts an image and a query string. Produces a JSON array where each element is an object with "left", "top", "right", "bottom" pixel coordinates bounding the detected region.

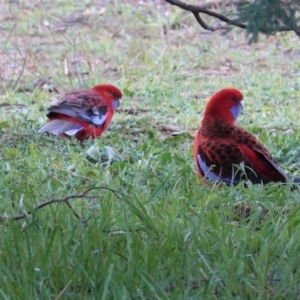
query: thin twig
[
  {"left": 12, "top": 51, "right": 27, "bottom": 91},
  {"left": 6, "top": 186, "right": 120, "bottom": 222},
  {"left": 64, "top": 200, "right": 82, "bottom": 221},
  {"left": 55, "top": 280, "right": 72, "bottom": 300}
]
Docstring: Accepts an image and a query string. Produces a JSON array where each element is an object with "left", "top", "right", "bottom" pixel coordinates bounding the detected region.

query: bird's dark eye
[
  {"left": 113, "top": 92, "right": 119, "bottom": 97},
  {"left": 232, "top": 96, "right": 239, "bottom": 101}
]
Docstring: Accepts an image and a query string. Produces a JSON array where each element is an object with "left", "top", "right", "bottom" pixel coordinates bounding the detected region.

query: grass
[{"left": 1, "top": 0, "right": 300, "bottom": 298}]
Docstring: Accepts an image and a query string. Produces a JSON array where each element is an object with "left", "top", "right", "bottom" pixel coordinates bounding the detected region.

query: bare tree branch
[
  {"left": 280, "top": 17, "right": 300, "bottom": 38},
  {"left": 165, "top": 0, "right": 247, "bottom": 30},
  {"left": 165, "top": 0, "right": 297, "bottom": 36},
  {"left": 192, "top": 12, "right": 228, "bottom": 32}
]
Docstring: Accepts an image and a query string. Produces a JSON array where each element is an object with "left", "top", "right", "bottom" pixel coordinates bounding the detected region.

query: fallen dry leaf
[{"left": 159, "top": 124, "right": 183, "bottom": 132}]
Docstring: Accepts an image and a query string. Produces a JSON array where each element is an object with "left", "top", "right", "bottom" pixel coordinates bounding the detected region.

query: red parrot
[
  {"left": 38, "top": 84, "right": 122, "bottom": 140},
  {"left": 194, "top": 88, "right": 300, "bottom": 186}
]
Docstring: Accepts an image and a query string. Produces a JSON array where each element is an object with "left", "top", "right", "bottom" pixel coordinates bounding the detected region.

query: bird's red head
[
  {"left": 92, "top": 84, "right": 123, "bottom": 109},
  {"left": 204, "top": 88, "right": 243, "bottom": 123}
]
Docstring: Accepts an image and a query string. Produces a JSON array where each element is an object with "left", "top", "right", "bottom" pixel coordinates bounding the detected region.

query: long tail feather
[{"left": 38, "top": 120, "right": 82, "bottom": 135}]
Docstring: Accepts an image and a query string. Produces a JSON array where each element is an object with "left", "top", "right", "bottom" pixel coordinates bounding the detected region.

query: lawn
[{"left": 1, "top": 0, "right": 300, "bottom": 299}]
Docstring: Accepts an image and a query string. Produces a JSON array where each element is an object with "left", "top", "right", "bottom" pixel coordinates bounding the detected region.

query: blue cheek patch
[
  {"left": 230, "top": 103, "right": 242, "bottom": 120},
  {"left": 113, "top": 100, "right": 120, "bottom": 109}
]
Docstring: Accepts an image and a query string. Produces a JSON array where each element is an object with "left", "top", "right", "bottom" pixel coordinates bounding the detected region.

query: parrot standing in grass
[
  {"left": 38, "top": 84, "right": 122, "bottom": 140},
  {"left": 194, "top": 88, "right": 300, "bottom": 186}
]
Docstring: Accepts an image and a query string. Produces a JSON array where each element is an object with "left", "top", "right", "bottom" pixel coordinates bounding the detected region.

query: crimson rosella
[
  {"left": 38, "top": 84, "right": 122, "bottom": 140},
  {"left": 194, "top": 88, "right": 300, "bottom": 186}
]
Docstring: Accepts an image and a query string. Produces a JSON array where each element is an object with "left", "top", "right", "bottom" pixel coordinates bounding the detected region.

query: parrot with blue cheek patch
[{"left": 194, "top": 88, "right": 300, "bottom": 186}]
